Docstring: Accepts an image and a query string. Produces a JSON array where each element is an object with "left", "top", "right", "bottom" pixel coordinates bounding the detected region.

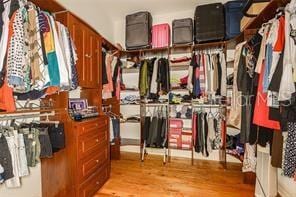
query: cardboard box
[{"left": 240, "top": 2, "right": 269, "bottom": 31}]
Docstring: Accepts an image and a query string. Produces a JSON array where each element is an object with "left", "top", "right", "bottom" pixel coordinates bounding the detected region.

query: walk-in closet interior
[{"left": 0, "top": 0, "right": 296, "bottom": 196}]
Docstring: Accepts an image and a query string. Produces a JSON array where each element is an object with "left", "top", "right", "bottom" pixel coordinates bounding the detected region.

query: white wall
[
  {"left": 1, "top": 165, "right": 42, "bottom": 197},
  {"left": 113, "top": 9, "right": 194, "bottom": 47},
  {"left": 56, "top": 0, "right": 114, "bottom": 41}
]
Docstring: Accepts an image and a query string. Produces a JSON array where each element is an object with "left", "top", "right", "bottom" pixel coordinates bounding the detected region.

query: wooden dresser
[
  {"left": 73, "top": 117, "right": 110, "bottom": 197},
  {"left": 41, "top": 114, "right": 110, "bottom": 197}
]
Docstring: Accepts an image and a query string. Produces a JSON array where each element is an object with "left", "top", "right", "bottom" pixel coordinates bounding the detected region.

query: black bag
[
  {"left": 126, "top": 11, "right": 152, "bottom": 50},
  {"left": 225, "top": 1, "right": 246, "bottom": 39},
  {"left": 194, "top": 3, "right": 225, "bottom": 43},
  {"left": 172, "top": 18, "right": 193, "bottom": 45}
]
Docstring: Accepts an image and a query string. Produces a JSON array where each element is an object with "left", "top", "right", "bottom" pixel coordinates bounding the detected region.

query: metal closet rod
[
  {"left": 191, "top": 104, "right": 228, "bottom": 108},
  {"left": 140, "top": 103, "right": 169, "bottom": 107},
  {"left": 0, "top": 112, "right": 55, "bottom": 121}
]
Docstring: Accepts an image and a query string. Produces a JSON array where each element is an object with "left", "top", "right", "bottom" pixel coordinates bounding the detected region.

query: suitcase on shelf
[
  {"left": 172, "top": 18, "right": 193, "bottom": 45},
  {"left": 152, "top": 23, "right": 170, "bottom": 48},
  {"left": 224, "top": 1, "right": 246, "bottom": 39},
  {"left": 194, "top": 3, "right": 225, "bottom": 43},
  {"left": 126, "top": 11, "right": 152, "bottom": 50}
]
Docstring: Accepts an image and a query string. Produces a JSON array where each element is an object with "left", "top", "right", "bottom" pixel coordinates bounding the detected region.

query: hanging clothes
[
  {"left": 237, "top": 33, "right": 262, "bottom": 144},
  {"left": 0, "top": 121, "right": 65, "bottom": 188},
  {"left": 0, "top": 1, "right": 78, "bottom": 111},
  {"left": 112, "top": 57, "right": 123, "bottom": 100},
  {"left": 228, "top": 42, "right": 245, "bottom": 129},
  {"left": 253, "top": 60, "right": 281, "bottom": 130}
]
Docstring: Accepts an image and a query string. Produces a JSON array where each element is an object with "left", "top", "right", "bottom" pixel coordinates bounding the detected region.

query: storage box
[
  {"left": 181, "top": 144, "right": 192, "bottom": 149},
  {"left": 169, "top": 133, "right": 182, "bottom": 148},
  {"left": 240, "top": 2, "right": 269, "bottom": 31},
  {"left": 169, "top": 128, "right": 182, "bottom": 135},
  {"left": 182, "top": 134, "right": 192, "bottom": 145},
  {"left": 169, "top": 119, "right": 183, "bottom": 128}
]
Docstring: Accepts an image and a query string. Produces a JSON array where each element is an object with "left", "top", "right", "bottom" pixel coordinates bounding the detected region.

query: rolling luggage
[
  {"left": 194, "top": 3, "right": 225, "bottom": 43},
  {"left": 172, "top": 18, "right": 193, "bottom": 45},
  {"left": 126, "top": 11, "right": 152, "bottom": 50},
  {"left": 225, "top": 1, "right": 246, "bottom": 39},
  {"left": 152, "top": 23, "right": 170, "bottom": 48}
]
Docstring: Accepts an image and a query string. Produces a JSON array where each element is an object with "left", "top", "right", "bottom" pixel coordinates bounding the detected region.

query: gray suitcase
[
  {"left": 195, "top": 3, "right": 225, "bottom": 43},
  {"left": 172, "top": 18, "right": 193, "bottom": 45},
  {"left": 126, "top": 11, "right": 152, "bottom": 50}
]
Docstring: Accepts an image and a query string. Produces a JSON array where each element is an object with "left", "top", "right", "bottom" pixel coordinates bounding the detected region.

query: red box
[
  {"left": 169, "top": 128, "right": 182, "bottom": 135},
  {"left": 169, "top": 133, "right": 182, "bottom": 148},
  {"left": 152, "top": 23, "right": 170, "bottom": 48},
  {"left": 181, "top": 144, "right": 192, "bottom": 149},
  {"left": 169, "top": 119, "right": 183, "bottom": 128}
]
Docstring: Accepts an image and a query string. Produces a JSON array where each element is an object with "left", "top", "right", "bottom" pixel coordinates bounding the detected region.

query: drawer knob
[
  {"left": 95, "top": 139, "right": 99, "bottom": 143},
  {"left": 96, "top": 181, "right": 100, "bottom": 185},
  {"left": 96, "top": 160, "right": 99, "bottom": 163}
]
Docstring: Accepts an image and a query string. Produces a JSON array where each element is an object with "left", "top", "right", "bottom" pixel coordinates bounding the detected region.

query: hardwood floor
[{"left": 96, "top": 152, "right": 255, "bottom": 197}]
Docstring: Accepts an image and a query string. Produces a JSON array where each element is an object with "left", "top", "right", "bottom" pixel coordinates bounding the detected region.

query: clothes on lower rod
[
  {"left": 193, "top": 111, "right": 222, "bottom": 157},
  {"left": 143, "top": 108, "right": 168, "bottom": 148},
  {"left": 0, "top": 122, "right": 65, "bottom": 188},
  {"left": 111, "top": 118, "right": 120, "bottom": 142}
]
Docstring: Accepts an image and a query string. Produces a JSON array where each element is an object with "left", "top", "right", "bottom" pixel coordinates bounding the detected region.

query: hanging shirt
[
  {"left": 48, "top": 14, "right": 70, "bottom": 89},
  {"left": 0, "top": 0, "right": 11, "bottom": 79},
  {"left": 6, "top": 8, "right": 26, "bottom": 89},
  {"left": 228, "top": 42, "right": 245, "bottom": 129},
  {"left": 279, "top": 1, "right": 296, "bottom": 101},
  {"left": 43, "top": 12, "right": 60, "bottom": 86},
  {"left": 253, "top": 60, "right": 280, "bottom": 130},
  {"left": 150, "top": 58, "right": 159, "bottom": 94},
  {"left": 103, "top": 53, "right": 114, "bottom": 99}
]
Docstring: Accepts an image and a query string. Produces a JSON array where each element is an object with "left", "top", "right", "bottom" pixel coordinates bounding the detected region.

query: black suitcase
[
  {"left": 172, "top": 18, "right": 193, "bottom": 45},
  {"left": 194, "top": 3, "right": 225, "bottom": 43},
  {"left": 225, "top": 1, "right": 246, "bottom": 39},
  {"left": 126, "top": 11, "right": 152, "bottom": 50}
]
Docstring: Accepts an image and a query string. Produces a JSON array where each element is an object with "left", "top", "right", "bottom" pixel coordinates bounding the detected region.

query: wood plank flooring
[{"left": 96, "top": 152, "right": 255, "bottom": 197}]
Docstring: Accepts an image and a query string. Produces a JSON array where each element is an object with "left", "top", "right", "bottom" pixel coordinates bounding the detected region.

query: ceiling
[{"left": 58, "top": 0, "right": 230, "bottom": 21}]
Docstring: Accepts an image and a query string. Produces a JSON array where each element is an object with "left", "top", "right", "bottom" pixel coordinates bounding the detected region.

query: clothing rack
[
  {"left": 0, "top": 112, "right": 55, "bottom": 121},
  {"left": 121, "top": 41, "right": 230, "bottom": 166}
]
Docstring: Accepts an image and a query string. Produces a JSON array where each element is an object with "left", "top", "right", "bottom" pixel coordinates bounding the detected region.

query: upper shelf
[
  {"left": 122, "top": 41, "right": 227, "bottom": 56},
  {"left": 244, "top": 0, "right": 290, "bottom": 30}
]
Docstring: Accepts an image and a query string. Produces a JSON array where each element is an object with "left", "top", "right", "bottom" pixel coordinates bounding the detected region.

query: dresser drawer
[
  {"left": 78, "top": 126, "right": 108, "bottom": 159},
  {"left": 78, "top": 164, "right": 109, "bottom": 197},
  {"left": 78, "top": 145, "right": 108, "bottom": 182},
  {"left": 78, "top": 118, "right": 108, "bottom": 136}
]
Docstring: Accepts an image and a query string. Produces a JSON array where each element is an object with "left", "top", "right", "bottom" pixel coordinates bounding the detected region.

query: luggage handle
[{"left": 242, "top": 0, "right": 270, "bottom": 17}]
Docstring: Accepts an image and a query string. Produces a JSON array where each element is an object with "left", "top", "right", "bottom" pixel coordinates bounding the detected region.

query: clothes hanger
[{"left": 1, "top": 0, "right": 10, "bottom": 4}]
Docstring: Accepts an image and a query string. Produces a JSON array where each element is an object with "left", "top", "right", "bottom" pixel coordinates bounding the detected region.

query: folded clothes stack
[
  {"left": 170, "top": 56, "right": 191, "bottom": 66},
  {"left": 121, "top": 95, "right": 140, "bottom": 105},
  {"left": 169, "top": 93, "right": 192, "bottom": 104}
]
